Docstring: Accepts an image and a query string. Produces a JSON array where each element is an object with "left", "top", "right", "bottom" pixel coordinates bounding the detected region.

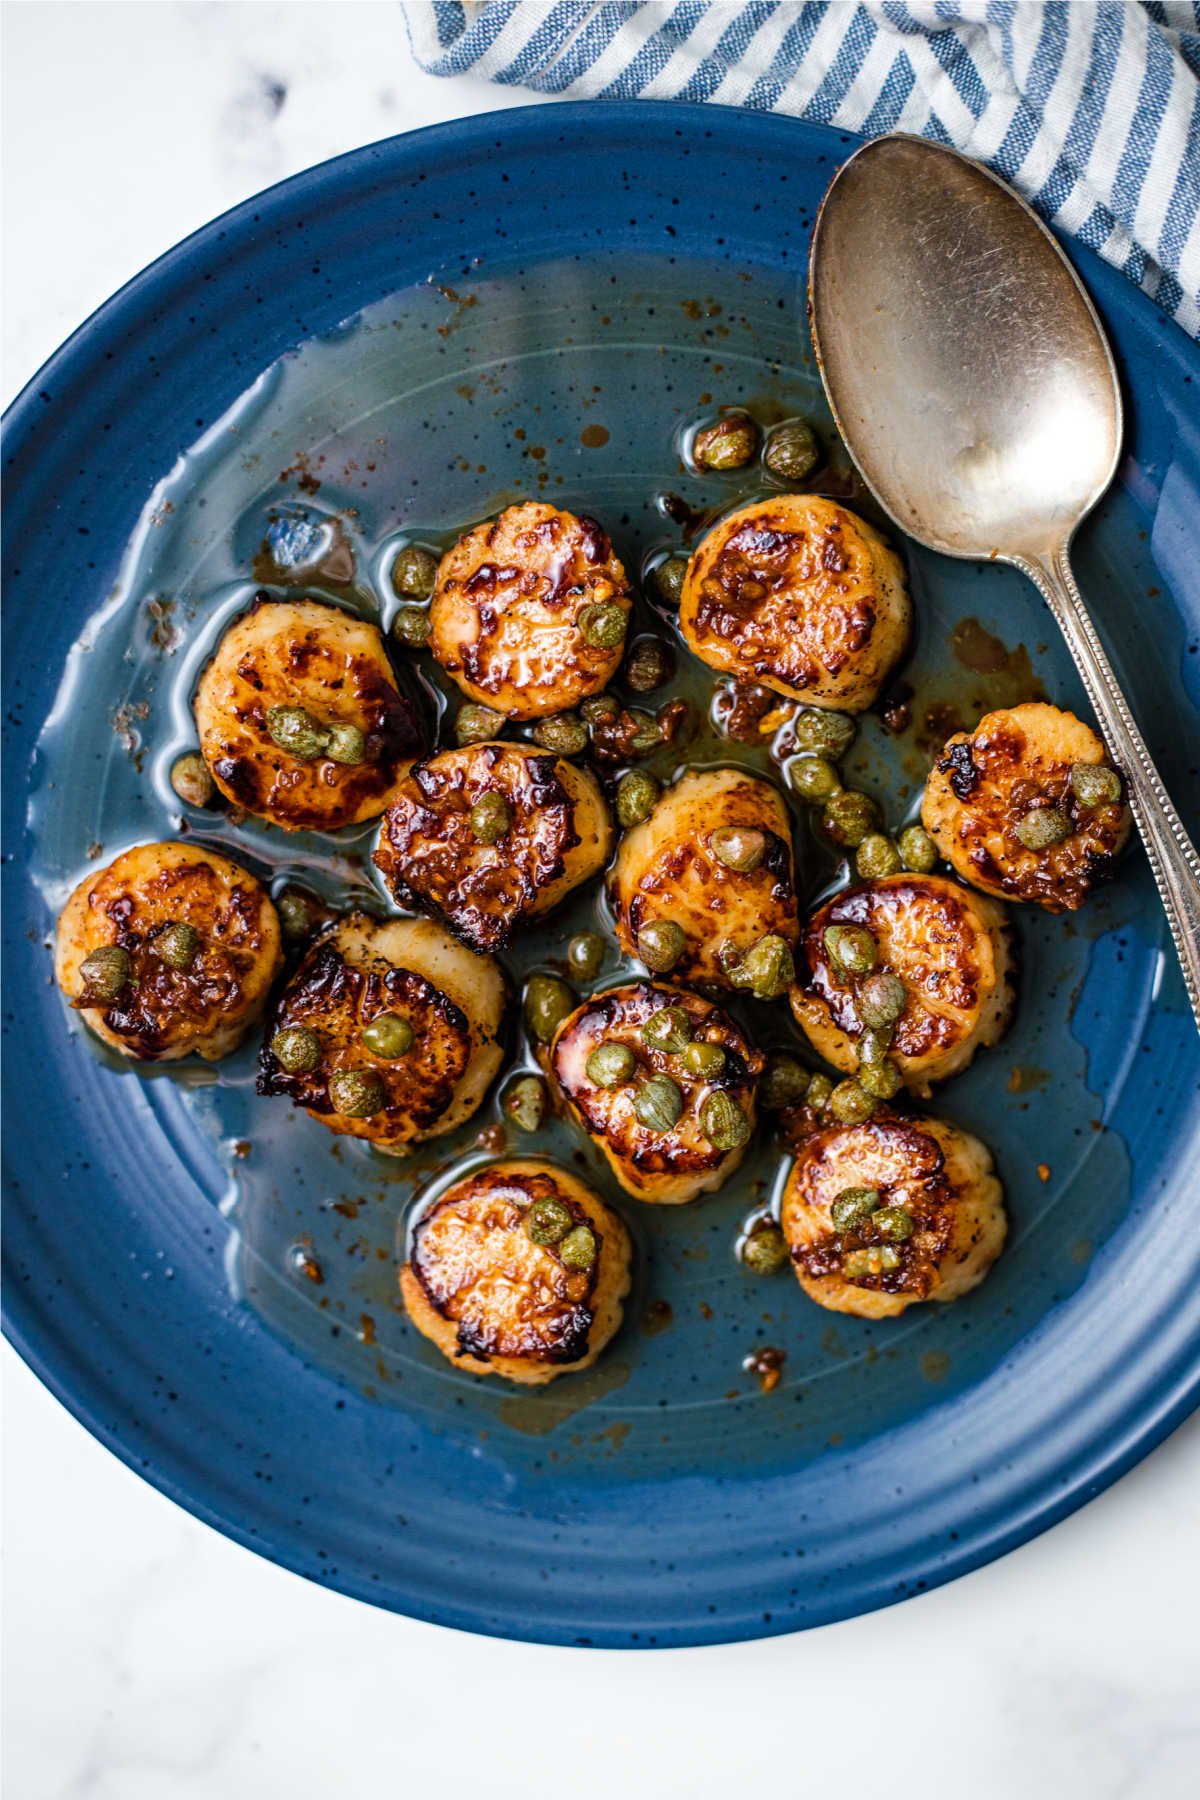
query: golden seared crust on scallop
[
  {"left": 55, "top": 841, "right": 281, "bottom": 1062},
  {"left": 193, "top": 596, "right": 423, "bottom": 832},
  {"left": 780, "top": 1111, "right": 1006, "bottom": 1319},
  {"left": 399, "top": 1159, "right": 631, "bottom": 1383},
  {"left": 680, "top": 496, "right": 910, "bottom": 710},
  {"left": 373, "top": 741, "right": 612, "bottom": 953},
  {"left": 790, "top": 875, "right": 1015, "bottom": 1097},
  {"left": 609, "top": 767, "right": 798, "bottom": 988},
  {"left": 550, "top": 981, "right": 763, "bottom": 1205},
  {"left": 429, "top": 502, "right": 632, "bottom": 719},
  {"left": 922, "top": 701, "right": 1131, "bottom": 912},
  {"left": 257, "top": 912, "right": 505, "bottom": 1152}
]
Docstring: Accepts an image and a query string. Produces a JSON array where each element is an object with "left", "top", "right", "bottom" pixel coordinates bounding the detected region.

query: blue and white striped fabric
[{"left": 404, "top": 1, "right": 1200, "bottom": 337}]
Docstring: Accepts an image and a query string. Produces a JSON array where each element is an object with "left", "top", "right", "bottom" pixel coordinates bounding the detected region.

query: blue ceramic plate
[{"left": 4, "top": 105, "right": 1199, "bottom": 1648}]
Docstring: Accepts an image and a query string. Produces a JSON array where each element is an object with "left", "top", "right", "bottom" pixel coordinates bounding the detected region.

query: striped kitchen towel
[{"left": 404, "top": 1, "right": 1200, "bottom": 338}]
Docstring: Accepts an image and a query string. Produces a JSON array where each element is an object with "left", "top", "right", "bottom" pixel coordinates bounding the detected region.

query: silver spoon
[{"left": 809, "top": 133, "right": 1200, "bottom": 1033}]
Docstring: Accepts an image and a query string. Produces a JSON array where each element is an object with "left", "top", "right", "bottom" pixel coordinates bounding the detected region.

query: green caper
[
  {"left": 859, "top": 971, "right": 906, "bottom": 1028},
  {"left": 793, "top": 708, "right": 856, "bottom": 759},
  {"left": 651, "top": 556, "right": 688, "bottom": 607},
  {"left": 469, "top": 791, "right": 511, "bottom": 844},
  {"left": 627, "top": 711, "right": 663, "bottom": 755},
  {"left": 822, "top": 789, "right": 882, "bottom": 849},
  {"left": 874, "top": 1205, "right": 915, "bottom": 1241},
  {"left": 580, "top": 693, "right": 618, "bottom": 724},
  {"left": 728, "top": 933, "right": 795, "bottom": 1000},
  {"left": 693, "top": 411, "right": 759, "bottom": 471},
  {"left": 455, "top": 703, "right": 505, "bottom": 746},
  {"left": 634, "top": 1073, "right": 683, "bottom": 1133},
  {"left": 710, "top": 825, "right": 766, "bottom": 873},
  {"left": 586, "top": 1042, "right": 636, "bottom": 1088},
  {"left": 558, "top": 1225, "right": 597, "bottom": 1271},
  {"left": 642, "top": 1006, "right": 692, "bottom": 1053},
  {"left": 857, "top": 1057, "right": 903, "bottom": 1100},
  {"left": 1070, "top": 762, "right": 1122, "bottom": 808},
  {"left": 1015, "top": 806, "right": 1071, "bottom": 850},
  {"left": 758, "top": 1052, "right": 810, "bottom": 1110},
  {"left": 617, "top": 770, "right": 660, "bottom": 829},
  {"left": 79, "top": 944, "right": 131, "bottom": 1002},
  {"left": 637, "top": 919, "right": 686, "bottom": 974},
  {"left": 276, "top": 888, "right": 320, "bottom": 942},
  {"left": 789, "top": 755, "right": 842, "bottom": 804},
  {"left": 392, "top": 606, "right": 431, "bottom": 650},
  {"left": 844, "top": 1244, "right": 901, "bottom": 1279},
  {"left": 266, "top": 705, "right": 328, "bottom": 761},
  {"left": 741, "top": 1224, "right": 789, "bottom": 1275},
  {"left": 856, "top": 834, "right": 902, "bottom": 880},
  {"left": 897, "top": 824, "right": 938, "bottom": 873},
  {"left": 829, "top": 1079, "right": 877, "bottom": 1124},
  {"left": 567, "top": 932, "right": 605, "bottom": 980},
  {"left": 155, "top": 921, "right": 199, "bottom": 970},
  {"left": 682, "top": 1040, "right": 726, "bottom": 1080},
  {"left": 700, "top": 1090, "right": 751, "bottom": 1152},
  {"left": 578, "top": 601, "right": 626, "bottom": 650},
  {"left": 391, "top": 543, "right": 440, "bottom": 599},
  {"left": 806, "top": 1072, "right": 834, "bottom": 1114},
  {"left": 524, "top": 974, "right": 575, "bottom": 1043},
  {"left": 325, "top": 721, "right": 366, "bottom": 766},
  {"left": 328, "top": 1068, "right": 385, "bottom": 1117},
  {"left": 361, "top": 1013, "right": 414, "bottom": 1059},
  {"left": 525, "top": 1194, "right": 572, "bottom": 1245},
  {"left": 830, "top": 1186, "right": 881, "bottom": 1230},
  {"left": 763, "top": 419, "right": 820, "bottom": 483},
  {"left": 271, "top": 1025, "right": 322, "bottom": 1074},
  {"left": 504, "top": 1075, "right": 547, "bottom": 1134},
  {"left": 857, "top": 1025, "right": 894, "bottom": 1067},
  {"left": 169, "top": 751, "right": 215, "bottom": 809},
  {"left": 824, "top": 923, "right": 877, "bottom": 976},
  {"left": 531, "top": 712, "right": 589, "bottom": 756},
  {"left": 625, "top": 637, "right": 673, "bottom": 693}
]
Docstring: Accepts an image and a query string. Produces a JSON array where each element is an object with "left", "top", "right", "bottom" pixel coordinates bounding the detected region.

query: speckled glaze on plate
[{"left": 3, "top": 104, "right": 1199, "bottom": 1648}]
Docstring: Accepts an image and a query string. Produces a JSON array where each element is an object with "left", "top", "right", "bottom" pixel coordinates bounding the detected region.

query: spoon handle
[{"left": 1025, "top": 547, "right": 1200, "bottom": 1033}]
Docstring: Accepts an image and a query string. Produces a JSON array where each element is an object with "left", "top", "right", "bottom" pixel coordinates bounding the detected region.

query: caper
[
  {"left": 897, "top": 824, "right": 938, "bottom": 873},
  {"left": 362, "top": 1013, "right": 414, "bottom": 1059},
  {"left": 858, "top": 1057, "right": 903, "bottom": 1100},
  {"left": 856, "top": 833, "right": 902, "bottom": 880},
  {"left": 392, "top": 606, "right": 431, "bottom": 650},
  {"left": 391, "top": 543, "right": 439, "bottom": 599},
  {"left": 710, "top": 825, "right": 766, "bottom": 873},
  {"left": 578, "top": 601, "right": 626, "bottom": 650},
  {"left": 637, "top": 919, "right": 686, "bottom": 974},
  {"left": 824, "top": 923, "right": 877, "bottom": 976},
  {"left": 266, "top": 705, "right": 328, "bottom": 761},
  {"left": 617, "top": 770, "right": 660, "bottom": 829},
  {"left": 700, "top": 1089, "right": 751, "bottom": 1152},
  {"left": 524, "top": 974, "right": 574, "bottom": 1043},
  {"left": 682, "top": 1040, "right": 726, "bottom": 1080},
  {"left": 325, "top": 721, "right": 366, "bottom": 766},
  {"left": 625, "top": 637, "right": 673, "bottom": 693},
  {"left": 567, "top": 932, "right": 605, "bottom": 980},
  {"left": 793, "top": 708, "right": 856, "bottom": 759},
  {"left": 580, "top": 693, "right": 618, "bottom": 724},
  {"left": 729, "top": 933, "right": 795, "bottom": 1000},
  {"left": 155, "top": 921, "right": 200, "bottom": 970},
  {"left": 169, "top": 751, "right": 215, "bottom": 809},
  {"left": 328, "top": 1068, "right": 385, "bottom": 1117},
  {"left": 874, "top": 1205, "right": 915, "bottom": 1241},
  {"left": 504, "top": 1075, "right": 547, "bottom": 1134},
  {"left": 822, "top": 789, "right": 882, "bottom": 849},
  {"left": 741, "top": 1224, "right": 789, "bottom": 1275},
  {"left": 276, "top": 888, "right": 318, "bottom": 942},
  {"left": 586, "top": 1042, "right": 636, "bottom": 1088},
  {"left": 789, "top": 755, "right": 842, "bottom": 804},
  {"left": 454, "top": 703, "right": 505, "bottom": 746},
  {"left": 531, "top": 712, "right": 589, "bottom": 757},
  {"left": 844, "top": 1244, "right": 901, "bottom": 1279},
  {"left": 859, "top": 971, "right": 906, "bottom": 1028},
  {"left": 634, "top": 1073, "right": 683, "bottom": 1133},
  {"left": 627, "top": 711, "right": 663, "bottom": 755},
  {"left": 271, "top": 1025, "right": 322, "bottom": 1074},
  {"left": 1070, "top": 762, "right": 1122, "bottom": 808},
  {"left": 806, "top": 1072, "right": 834, "bottom": 1113},
  {"left": 693, "top": 411, "right": 759, "bottom": 471},
  {"left": 717, "top": 939, "right": 745, "bottom": 975},
  {"left": 763, "top": 418, "right": 820, "bottom": 483},
  {"left": 525, "top": 1194, "right": 572, "bottom": 1245},
  {"left": 642, "top": 1006, "right": 692, "bottom": 1053},
  {"left": 469, "top": 791, "right": 511, "bottom": 844},
  {"left": 857, "top": 1025, "right": 894, "bottom": 1067},
  {"left": 558, "top": 1225, "right": 597, "bottom": 1271},
  {"left": 651, "top": 556, "right": 688, "bottom": 607},
  {"left": 829, "top": 1079, "right": 877, "bottom": 1124},
  {"left": 1015, "top": 806, "right": 1071, "bottom": 850},
  {"left": 830, "top": 1186, "right": 881, "bottom": 1231},
  {"left": 758, "top": 1052, "right": 810, "bottom": 1110},
  {"left": 79, "top": 944, "right": 131, "bottom": 1002}
]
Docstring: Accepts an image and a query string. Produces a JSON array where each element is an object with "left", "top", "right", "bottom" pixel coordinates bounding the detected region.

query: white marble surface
[{"left": 4, "top": 6, "right": 1199, "bottom": 1796}]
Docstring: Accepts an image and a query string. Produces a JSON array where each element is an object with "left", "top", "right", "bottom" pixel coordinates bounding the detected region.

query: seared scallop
[
  {"left": 550, "top": 981, "right": 763, "bottom": 1204},
  {"left": 257, "top": 912, "right": 505, "bottom": 1152},
  {"left": 429, "top": 502, "right": 632, "bottom": 719},
  {"left": 194, "top": 595, "right": 423, "bottom": 832},
  {"left": 399, "top": 1159, "right": 632, "bottom": 1383},
  {"left": 374, "top": 741, "right": 612, "bottom": 953},
  {"left": 790, "top": 875, "right": 1015, "bottom": 1097},
  {"left": 680, "top": 496, "right": 911, "bottom": 710},
  {"left": 55, "top": 841, "right": 281, "bottom": 1062},
  {"left": 922, "top": 701, "right": 1131, "bottom": 912},
  {"left": 780, "top": 1110, "right": 1006, "bottom": 1319},
  {"left": 608, "top": 767, "right": 799, "bottom": 994}
]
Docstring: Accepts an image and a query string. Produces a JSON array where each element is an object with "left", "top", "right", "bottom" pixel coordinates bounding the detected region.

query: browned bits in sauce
[{"left": 743, "top": 1345, "right": 786, "bottom": 1392}]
